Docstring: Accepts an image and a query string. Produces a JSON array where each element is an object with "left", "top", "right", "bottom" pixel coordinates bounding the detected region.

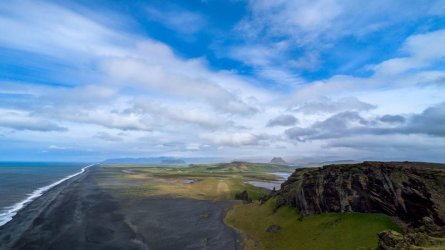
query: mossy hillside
[{"left": 225, "top": 199, "right": 402, "bottom": 250}]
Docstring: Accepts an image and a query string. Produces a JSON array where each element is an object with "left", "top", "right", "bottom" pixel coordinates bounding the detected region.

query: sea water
[{"left": 0, "top": 162, "right": 91, "bottom": 227}]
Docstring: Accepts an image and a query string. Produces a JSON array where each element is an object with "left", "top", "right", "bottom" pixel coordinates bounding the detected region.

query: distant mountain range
[
  {"left": 102, "top": 157, "right": 361, "bottom": 166},
  {"left": 300, "top": 159, "right": 360, "bottom": 167},
  {"left": 102, "top": 157, "right": 223, "bottom": 165}
]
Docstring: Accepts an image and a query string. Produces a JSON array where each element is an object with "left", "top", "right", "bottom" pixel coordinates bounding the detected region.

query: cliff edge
[{"left": 270, "top": 161, "right": 445, "bottom": 249}]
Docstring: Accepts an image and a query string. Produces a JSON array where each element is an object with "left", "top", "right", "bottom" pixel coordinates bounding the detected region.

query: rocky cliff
[
  {"left": 270, "top": 161, "right": 445, "bottom": 248},
  {"left": 274, "top": 161, "right": 445, "bottom": 226}
]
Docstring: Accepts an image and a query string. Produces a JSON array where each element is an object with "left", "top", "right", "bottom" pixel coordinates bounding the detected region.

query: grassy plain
[{"left": 106, "top": 162, "right": 291, "bottom": 200}]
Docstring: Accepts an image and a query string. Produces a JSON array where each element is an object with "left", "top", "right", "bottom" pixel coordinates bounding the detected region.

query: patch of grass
[
  {"left": 111, "top": 163, "right": 279, "bottom": 200},
  {"left": 119, "top": 172, "right": 269, "bottom": 200},
  {"left": 225, "top": 199, "right": 402, "bottom": 250},
  {"left": 189, "top": 162, "right": 295, "bottom": 174},
  {"left": 105, "top": 162, "right": 294, "bottom": 179},
  {"left": 201, "top": 236, "right": 208, "bottom": 246}
]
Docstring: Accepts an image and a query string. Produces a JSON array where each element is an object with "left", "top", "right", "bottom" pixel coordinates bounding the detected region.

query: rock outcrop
[
  {"left": 273, "top": 161, "right": 445, "bottom": 228},
  {"left": 377, "top": 218, "right": 445, "bottom": 249},
  {"left": 234, "top": 190, "right": 252, "bottom": 203},
  {"left": 269, "top": 161, "right": 445, "bottom": 249},
  {"left": 270, "top": 157, "right": 287, "bottom": 165}
]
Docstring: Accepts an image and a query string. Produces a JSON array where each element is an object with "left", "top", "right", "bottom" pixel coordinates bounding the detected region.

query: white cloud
[
  {"left": 286, "top": 102, "right": 445, "bottom": 141},
  {"left": 292, "top": 97, "right": 376, "bottom": 114},
  {"left": 185, "top": 143, "right": 202, "bottom": 151},
  {"left": 0, "top": 1, "right": 260, "bottom": 117},
  {"left": 93, "top": 132, "right": 123, "bottom": 142},
  {"left": 289, "top": 28, "right": 445, "bottom": 109},
  {"left": 324, "top": 134, "right": 445, "bottom": 162},
  {"left": 229, "top": 0, "right": 445, "bottom": 88},
  {"left": 102, "top": 54, "right": 258, "bottom": 115},
  {"left": 131, "top": 100, "right": 230, "bottom": 129},
  {"left": 48, "top": 145, "right": 69, "bottom": 150},
  {"left": 47, "top": 107, "right": 153, "bottom": 131},
  {"left": 203, "top": 132, "right": 261, "bottom": 147},
  {"left": 373, "top": 29, "right": 445, "bottom": 77},
  {"left": 229, "top": 45, "right": 281, "bottom": 67},
  {"left": 146, "top": 5, "right": 206, "bottom": 34},
  {"left": 240, "top": 0, "right": 445, "bottom": 45},
  {"left": 0, "top": 109, "right": 66, "bottom": 132},
  {"left": 0, "top": 1, "right": 129, "bottom": 59},
  {"left": 242, "top": 0, "right": 341, "bottom": 39}
]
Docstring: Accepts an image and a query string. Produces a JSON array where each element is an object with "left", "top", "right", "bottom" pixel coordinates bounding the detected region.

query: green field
[
  {"left": 107, "top": 162, "right": 291, "bottom": 200},
  {"left": 225, "top": 199, "right": 402, "bottom": 250},
  {"left": 107, "top": 162, "right": 403, "bottom": 250}
]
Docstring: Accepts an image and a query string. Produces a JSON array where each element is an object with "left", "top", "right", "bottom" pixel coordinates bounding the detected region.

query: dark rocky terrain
[
  {"left": 270, "top": 161, "right": 445, "bottom": 249},
  {"left": 0, "top": 166, "right": 240, "bottom": 250}
]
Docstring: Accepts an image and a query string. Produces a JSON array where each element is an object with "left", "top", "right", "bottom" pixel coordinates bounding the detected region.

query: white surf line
[{"left": 0, "top": 163, "right": 97, "bottom": 227}]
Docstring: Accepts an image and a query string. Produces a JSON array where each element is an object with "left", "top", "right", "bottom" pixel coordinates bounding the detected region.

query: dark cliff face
[{"left": 273, "top": 161, "right": 445, "bottom": 228}]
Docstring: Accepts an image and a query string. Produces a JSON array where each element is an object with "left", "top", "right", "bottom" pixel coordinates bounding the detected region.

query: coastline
[
  {"left": 0, "top": 165, "right": 97, "bottom": 249},
  {"left": 0, "top": 164, "right": 95, "bottom": 227},
  {"left": 0, "top": 165, "right": 241, "bottom": 250}
]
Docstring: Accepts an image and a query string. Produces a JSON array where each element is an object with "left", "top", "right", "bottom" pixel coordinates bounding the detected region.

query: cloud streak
[
  {"left": 0, "top": 110, "right": 66, "bottom": 132},
  {"left": 267, "top": 115, "right": 298, "bottom": 127}
]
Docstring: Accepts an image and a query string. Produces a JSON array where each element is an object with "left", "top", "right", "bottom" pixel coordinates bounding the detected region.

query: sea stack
[{"left": 270, "top": 157, "right": 287, "bottom": 164}]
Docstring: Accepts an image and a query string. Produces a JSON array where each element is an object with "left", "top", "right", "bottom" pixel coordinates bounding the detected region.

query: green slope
[{"left": 225, "top": 199, "right": 401, "bottom": 250}]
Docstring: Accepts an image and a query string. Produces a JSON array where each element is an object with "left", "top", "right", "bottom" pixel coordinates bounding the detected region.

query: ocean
[{"left": 0, "top": 162, "right": 91, "bottom": 227}]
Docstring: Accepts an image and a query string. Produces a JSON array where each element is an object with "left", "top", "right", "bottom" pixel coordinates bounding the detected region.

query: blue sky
[{"left": 0, "top": 0, "right": 444, "bottom": 162}]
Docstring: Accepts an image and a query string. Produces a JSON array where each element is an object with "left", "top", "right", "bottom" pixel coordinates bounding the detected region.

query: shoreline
[
  {"left": 0, "top": 165, "right": 241, "bottom": 249},
  {"left": 0, "top": 163, "right": 95, "bottom": 227}
]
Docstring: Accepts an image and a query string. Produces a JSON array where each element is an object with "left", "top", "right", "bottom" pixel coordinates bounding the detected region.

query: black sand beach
[{"left": 0, "top": 166, "right": 241, "bottom": 250}]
